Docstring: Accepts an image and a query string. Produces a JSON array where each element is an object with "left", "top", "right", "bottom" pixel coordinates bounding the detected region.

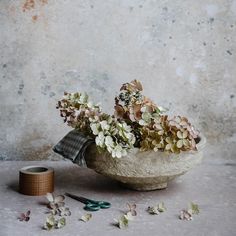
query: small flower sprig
[
  {"left": 147, "top": 202, "right": 166, "bottom": 215},
  {"left": 43, "top": 193, "right": 70, "bottom": 231},
  {"left": 45, "top": 193, "right": 71, "bottom": 216},
  {"left": 114, "top": 80, "right": 199, "bottom": 153},
  {"left": 43, "top": 215, "right": 66, "bottom": 230},
  {"left": 114, "top": 203, "right": 137, "bottom": 229},
  {"left": 56, "top": 92, "right": 101, "bottom": 135},
  {"left": 114, "top": 80, "right": 164, "bottom": 125},
  {"left": 18, "top": 210, "right": 31, "bottom": 222},
  {"left": 179, "top": 202, "right": 200, "bottom": 220}
]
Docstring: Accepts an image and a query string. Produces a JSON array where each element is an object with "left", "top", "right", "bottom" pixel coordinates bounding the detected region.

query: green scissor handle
[
  {"left": 84, "top": 200, "right": 111, "bottom": 211},
  {"left": 65, "top": 193, "right": 111, "bottom": 212}
]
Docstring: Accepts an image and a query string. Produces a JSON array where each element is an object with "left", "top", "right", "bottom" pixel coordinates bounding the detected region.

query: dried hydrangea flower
[
  {"left": 179, "top": 209, "right": 193, "bottom": 220},
  {"left": 79, "top": 213, "right": 92, "bottom": 222},
  {"left": 56, "top": 217, "right": 66, "bottom": 229},
  {"left": 120, "top": 80, "right": 143, "bottom": 92},
  {"left": 116, "top": 214, "right": 129, "bottom": 229},
  {"left": 165, "top": 137, "right": 176, "bottom": 152},
  {"left": 57, "top": 92, "right": 136, "bottom": 158},
  {"left": 147, "top": 206, "right": 160, "bottom": 215},
  {"left": 140, "top": 112, "right": 199, "bottom": 153},
  {"left": 89, "top": 116, "right": 135, "bottom": 158},
  {"left": 170, "top": 116, "right": 199, "bottom": 139},
  {"left": 46, "top": 193, "right": 65, "bottom": 210},
  {"left": 58, "top": 207, "right": 71, "bottom": 217},
  {"left": 56, "top": 92, "right": 101, "bottom": 133},
  {"left": 18, "top": 210, "right": 30, "bottom": 222},
  {"left": 126, "top": 203, "right": 137, "bottom": 216},
  {"left": 176, "top": 130, "right": 190, "bottom": 148},
  {"left": 147, "top": 202, "right": 166, "bottom": 215},
  {"left": 114, "top": 203, "right": 137, "bottom": 229},
  {"left": 43, "top": 215, "right": 55, "bottom": 230},
  {"left": 179, "top": 202, "right": 200, "bottom": 220},
  {"left": 45, "top": 193, "right": 71, "bottom": 217},
  {"left": 43, "top": 215, "right": 66, "bottom": 230},
  {"left": 115, "top": 211, "right": 134, "bottom": 229},
  {"left": 114, "top": 80, "right": 163, "bottom": 126}
]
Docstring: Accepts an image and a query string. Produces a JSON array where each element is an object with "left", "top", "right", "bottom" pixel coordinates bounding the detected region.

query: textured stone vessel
[{"left": 85, "top": 136, "right": 206, "bottom": 191}]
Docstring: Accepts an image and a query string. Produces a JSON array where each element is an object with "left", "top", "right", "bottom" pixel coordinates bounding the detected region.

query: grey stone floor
[{"left": 0, "top": 148, "right": 236, "bottom": 236}]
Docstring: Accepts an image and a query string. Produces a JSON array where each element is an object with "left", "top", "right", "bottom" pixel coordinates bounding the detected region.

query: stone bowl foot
[{"left": 119, "top": 182, "right": 168, "bottom": 191}]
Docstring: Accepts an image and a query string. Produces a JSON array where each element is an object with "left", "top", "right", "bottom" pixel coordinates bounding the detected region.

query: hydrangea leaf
[
  {"left": 43, "top": 215, "right": 56, "bottom": 230},
  {"left": 117, "top": 215, "right": 129, "bottom": 229},
  {"left": 190, "top": 202, "right": 199, "bottom": 215},
  {"left": 56, "top": 217, "right": 66, "bottom": 229},
  {"left": 157, "top": 202, "right": 166, "bottom": 212}
]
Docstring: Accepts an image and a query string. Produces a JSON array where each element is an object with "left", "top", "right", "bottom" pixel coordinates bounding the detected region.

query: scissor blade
[{"left": 65, "top": 192, "right": 90, "bottom": 204}]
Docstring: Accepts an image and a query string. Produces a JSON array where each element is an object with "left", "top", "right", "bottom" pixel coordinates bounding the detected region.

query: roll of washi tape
[{"left": 19, "top": 166, "right": 54, "bottom": 196}]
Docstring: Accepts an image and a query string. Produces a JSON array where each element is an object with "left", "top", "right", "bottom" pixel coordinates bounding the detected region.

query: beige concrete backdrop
[{"left": 0, "top": 0, "right": 235, "bottom": 160}]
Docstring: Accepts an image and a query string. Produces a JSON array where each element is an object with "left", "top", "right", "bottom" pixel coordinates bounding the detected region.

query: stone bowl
[{"left": 85, "top": 136, "right": 206, "bottom": 191}]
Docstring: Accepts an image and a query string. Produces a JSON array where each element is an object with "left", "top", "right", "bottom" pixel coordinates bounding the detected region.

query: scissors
[{"left": 65, "top": 192, "right": 111, "bottom": 211}]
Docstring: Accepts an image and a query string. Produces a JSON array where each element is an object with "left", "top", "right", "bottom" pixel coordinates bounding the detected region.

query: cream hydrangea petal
[
  {"left": 177, "top": 131, "right": 183, "bottom": 139},
  {"left": 177, "top": 140, "right": 183, "bottom": 148},
  {"left": 183, "top": 139, "right": 189, "bottom": 146},
  {"left": 175, "top": 116, "right": 181, "bottom": 123},
  {"left": 90, "top": 123, "right": 100, "bottom": 135},
  {"left": 140, "top": 106, "right": 147, "bottom": 113},
  {"left": 158, "top": 130, "right": 164, "bottom": 135},
  {"left": 78, "top": 92, "right": 88, "bottom": 103},
  {"left": 121, "top": 149, "right": 127, "bottom": 157},
  {"left": 95, "top": 132, "right": 105, "bottom": 146},
  {"left": 154, "top": 147, "right": 158, "bottom": 152},
  {"left": 139, "top": 119, "right": 147, "bottom": 126},
  {"left": 182, "top": 130, "right": 188, "bottom": 139},
  {"left": 142, "top": 112, "right": 152, "bottom": 122},
  {"left": 111, "top": 150, "right": 116, "bottom": 158},
  {"left": 115, "top": 150, "right": 122, "bottom": 158},
  {"left": 105, "top": 136, "right": 114, "bottom": 147},
  {"left": 87, "top": 101, "right": 94, "bottom": 108},
  {"left": 154, "top": 123, "right": 162, "bottom": 130},
  {"left": 165, "top": 144, "right": 171, "bottom": 150},
  {"left": 165, "top": 137, "right": 171, "bottom": 144},
  {"left": 100, "top": 120, "right": 110, "bottom": 130}
]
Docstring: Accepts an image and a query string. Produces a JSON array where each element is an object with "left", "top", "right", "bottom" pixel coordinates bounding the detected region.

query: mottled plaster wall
[{"left": 0, "top": 0, "right": 235, "bottom": 160}]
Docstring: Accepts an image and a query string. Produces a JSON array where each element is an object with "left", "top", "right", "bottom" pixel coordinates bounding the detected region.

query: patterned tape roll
[{"left": 19, "top": 166, "right": 54, "bottom": 196}]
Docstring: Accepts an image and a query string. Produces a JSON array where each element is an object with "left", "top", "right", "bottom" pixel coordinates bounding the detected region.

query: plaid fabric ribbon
[{"left": 53, "top": 129, "right": 94, "bottom": 167}]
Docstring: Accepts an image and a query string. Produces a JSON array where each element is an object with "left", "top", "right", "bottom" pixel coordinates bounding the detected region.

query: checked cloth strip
[{"left": 53, "top": 129, "right": 94, "bottom": 167}]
